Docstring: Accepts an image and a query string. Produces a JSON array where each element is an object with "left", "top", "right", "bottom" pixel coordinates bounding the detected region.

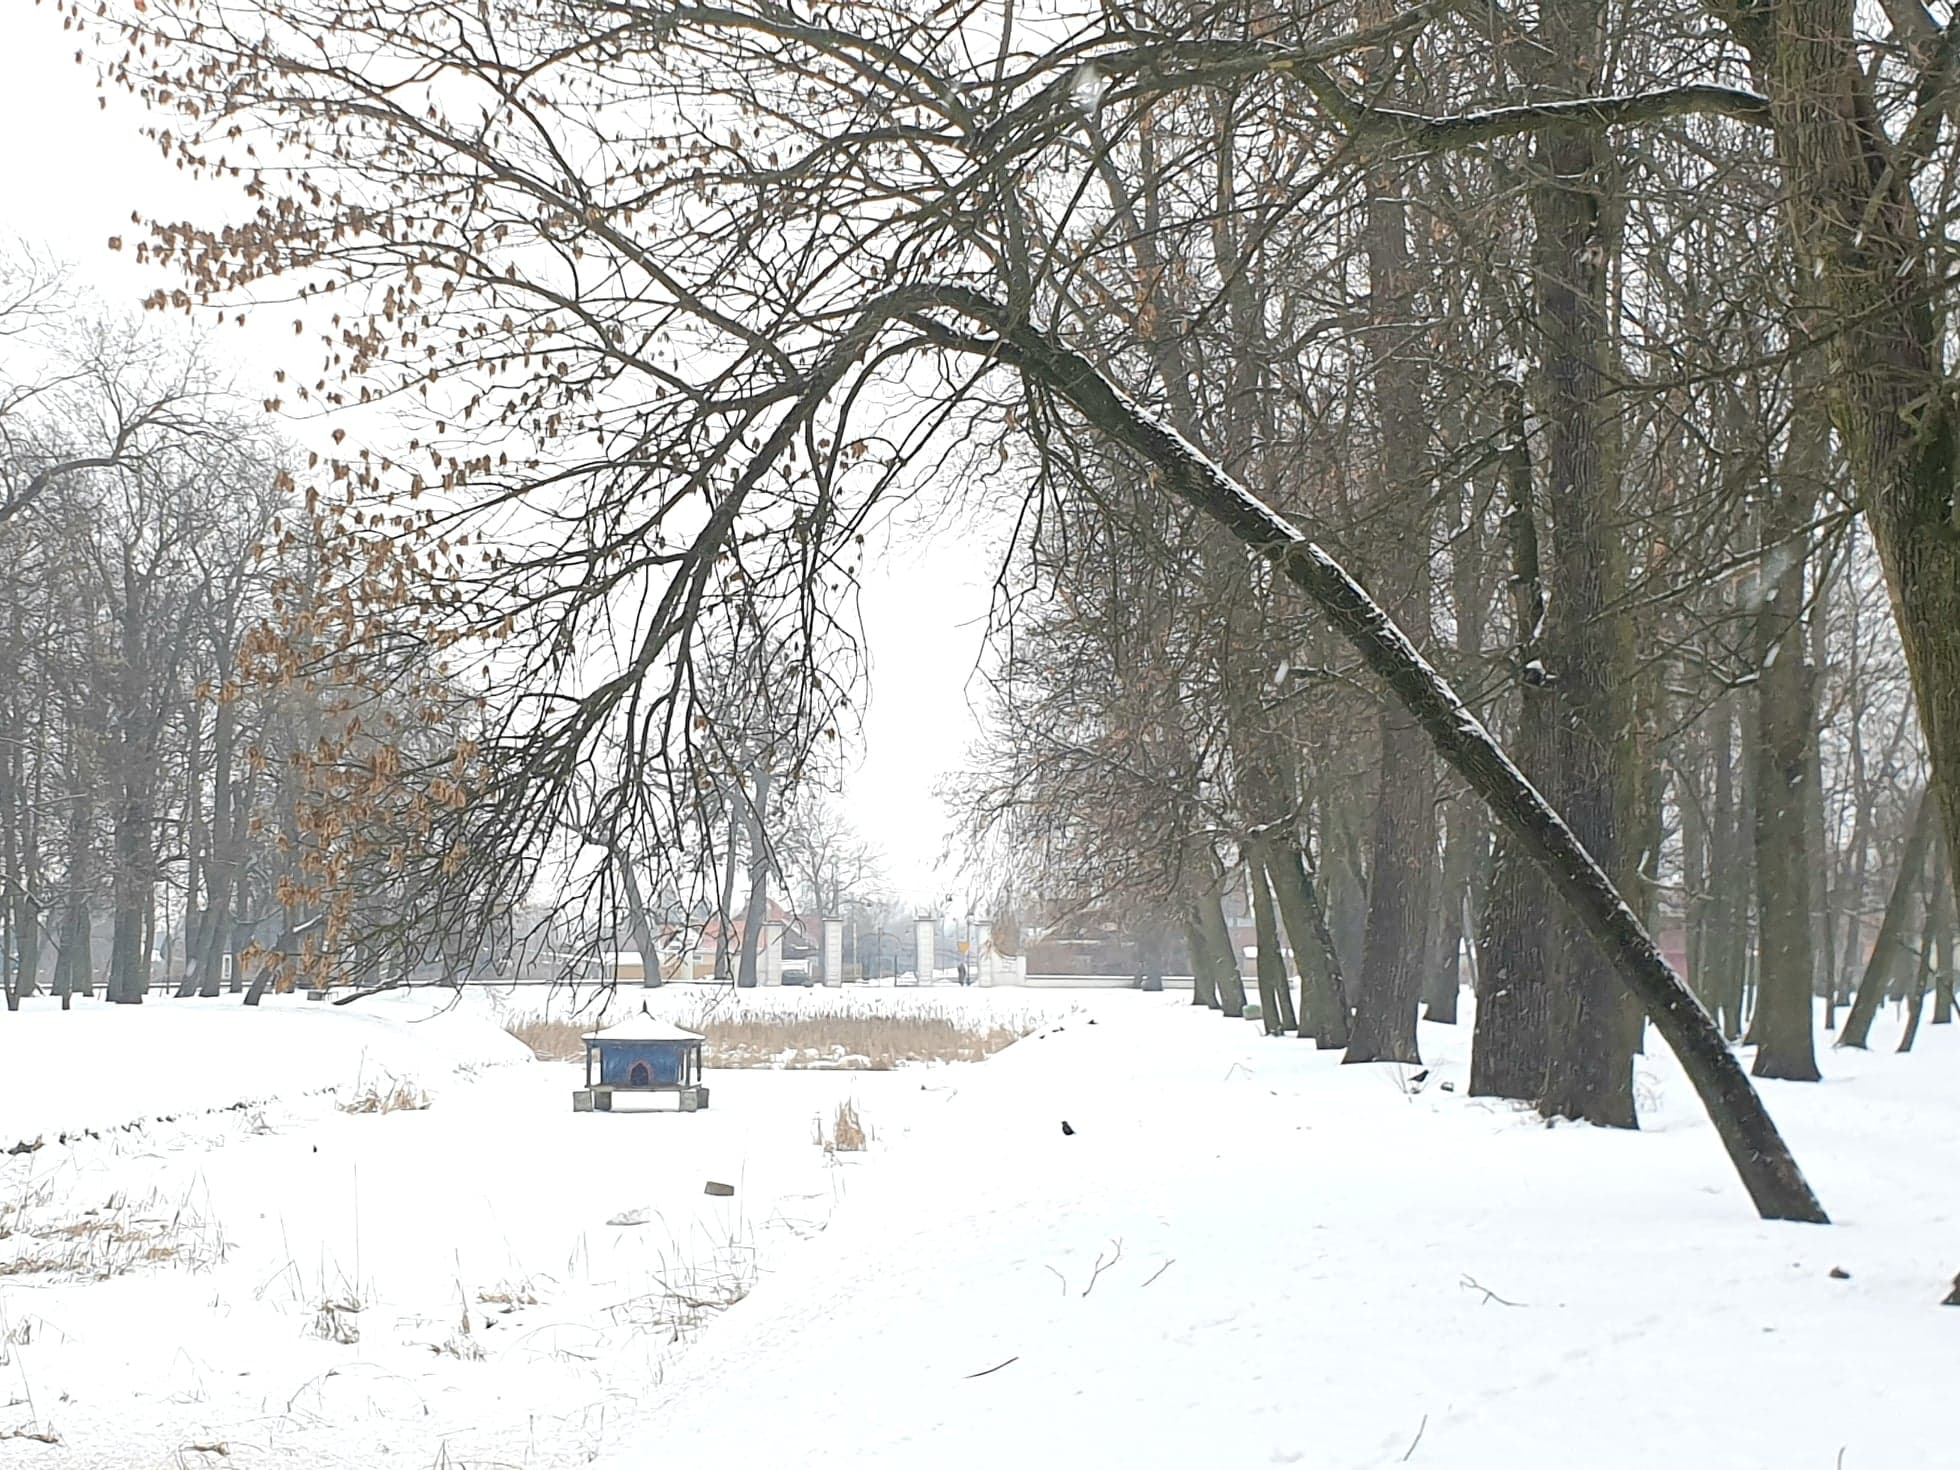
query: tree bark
[
  {"left": 1472, "top": 386, "right": 1554, "bottom": 1102},
  {"left": 1249, "top": 853, "right": 1293, "bottom": 1035},
  {"left": 1266, "top": 838, "right": 1350, "bottom": 1048},
  {"left": 1195, "top": 869, "right": 1247, "bottom": 1018},
  {"left": 614, "top": 844, "right": 663, "bottom": 988},
  {"left": 1749, "top": 399, "right": 1825, "bottom": 1080},
  {"left": 712, "top": 773, "right": 743, "bottom": 983},
  {"left": 1184, "top": 919, "right": 1220, "bottom": 1010},
  {"left": 737, "top": 759, "right": 773, "bottom": 988},
  {"left": 1347, "top": 17, "right": 1436, "bottom": 1065},
  {"left": 1838, "top": 786, "right": 1941, "bottom": 1049},
  {"left": 1935, "top": 868, "right": 1956, "bottom": 1025},
  {"left": 1896, "top": 869, "right": 1937, "bottom": 1054},
  {"left": 1528, "top": 7, "right": 1639, "bottom": 1129}
]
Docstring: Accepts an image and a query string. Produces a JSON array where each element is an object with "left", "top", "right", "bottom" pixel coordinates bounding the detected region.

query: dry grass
[
  {"left": 337, "top": 1080, "right": 431, "bottom": 1114},
  {"left": 0, "top": 1187, "right": 226, "bottom": 1281},
  {"left": 505, "top": 1017, "right": 586, "bottom": 1061},
  {"left": 825, "top": 1099, "right": 868, "bottom": 1152},
  {"left": 310, "top": 1295, "right": 363, "bottom": 1345},
  {"left": 693, "top": 1002, "right": 1037, "bottom": 1069},
  {"left": 504, "top": 1000, "right": 1040, "bottom": 1070}
]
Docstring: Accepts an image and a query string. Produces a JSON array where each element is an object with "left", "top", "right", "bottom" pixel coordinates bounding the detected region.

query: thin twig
[
  {"left": 1141, "top": 1258, "right": 1175, "bottom": 1287},
  {"left": 963, "top": 1355, "right": 1019, "bottom": 1379},
  {"left": 1082, "top": 1238, "right": 1124, "bottom": 1297},
  {"left": 1459, "top": 1273, "right": 1524, "bottom": 1307},
  {"left": 1401, "top": 1414, "right": 1427, "bottom": 1462},
  {"left": 1043, "top": 1264, "right": 1067, "bottom": 1295}
]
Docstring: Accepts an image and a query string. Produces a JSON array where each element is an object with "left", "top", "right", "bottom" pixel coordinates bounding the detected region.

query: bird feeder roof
[{"left": 582, "top": 1013, "right": 706, "bottom": 1045}]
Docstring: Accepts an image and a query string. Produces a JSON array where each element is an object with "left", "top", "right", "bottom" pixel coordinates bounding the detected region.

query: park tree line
[
  {"left": 74, "top": 0, "right": 1960, "bottom": 1225},
  {"left": 0, "top": 253, "right": 494, "bottom": 1007}
]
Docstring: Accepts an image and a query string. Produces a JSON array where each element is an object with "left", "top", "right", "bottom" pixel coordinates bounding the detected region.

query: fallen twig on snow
[
  {"left": 1401, "top": 1414, "right": 1427, "bottom": 1461},
  {"left": 963, "top": 1355, "right": 1019, "bottom": 1379},
  {"left": 1082, "top": 1239, "right": 1123, "bottom": 1298},
  {"left": 1459, "top": 1273, "right": 1525, "bottom": 1307},
  {"left": 1140, "top": 1258, "right": 1175, "bottom": 1288}
]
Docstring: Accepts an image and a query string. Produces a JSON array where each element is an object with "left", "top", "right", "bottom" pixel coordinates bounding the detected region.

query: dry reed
[{"left": 505, "top": 1000, "right": 1039, "bottom": 1070}]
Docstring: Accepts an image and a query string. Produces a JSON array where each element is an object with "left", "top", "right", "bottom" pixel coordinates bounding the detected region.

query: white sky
[{"left": 0, "top": 6, "right": 1000, "bottom": 910}]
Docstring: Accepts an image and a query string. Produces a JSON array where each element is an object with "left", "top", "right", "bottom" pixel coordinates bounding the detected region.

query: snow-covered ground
[
  {"left": 0, "top": 989, "right": 986, "bottom": 1466},
  {"left": 2, "top": 988, "right": 1955, "bottom": 1468}
]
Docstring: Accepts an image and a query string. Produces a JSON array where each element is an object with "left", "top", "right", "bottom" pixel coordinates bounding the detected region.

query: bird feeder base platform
[{"left": 572, "top": 1085, "right": 711, "bottom": 1113}]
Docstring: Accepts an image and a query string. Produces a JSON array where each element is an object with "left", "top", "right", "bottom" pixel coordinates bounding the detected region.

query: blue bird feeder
[{"left": 573, "top": 1012, "right": 710, "bottom": 1113}]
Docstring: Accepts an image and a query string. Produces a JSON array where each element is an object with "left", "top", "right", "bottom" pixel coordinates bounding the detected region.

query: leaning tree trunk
[
  {"left": 1838, "top": 786, "right": 1941, "bottom": 1050},
  {"left": 967, "top": 297, "right": 1827, "bottom": 1221}
]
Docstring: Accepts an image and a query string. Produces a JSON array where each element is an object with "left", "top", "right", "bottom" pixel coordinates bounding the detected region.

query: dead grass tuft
[
  {"left": 827, "top": 1099, "right": 868, "bottom": 1152},
  {"left": 309, "top": 1296, "right": 363, "bottom": 1344},
  {"left": 338, "top": 1081, "right": 431, "bottom": 1114}
]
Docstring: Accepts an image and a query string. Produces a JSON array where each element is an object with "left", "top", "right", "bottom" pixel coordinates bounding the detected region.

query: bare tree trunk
[
  {"left": 1184, "top": 919, "right": 1220, "bottom": 1010},
  {"left": 1346, "top": 14, "right": 1436, "bottom": 1065},
  {"left": 1839, "top": 787, "right": 1941, "bottom": 1050},
  {"left": 737, "top": 760, "right": 773, "bottom": 988},
  {"left": 1195, "top": 869, "right": 1247, "bottom": 1018},
  {"left": 1709, "top": 700, "right": 1751, "bottom": 1039},
  {"left": 1933, "top": 876, "right": 1954, "bottom": 1026},
  {"left": 712, "top": 773, "right": 742, "bottom": 983},
  {"left": 1472, "top": 387, "right": 1553, "bottom": 1102},
  {"left": 1529, "top": 6, "right": 1639, "bottom": 1128},
  {"left": 1249, "top": 855, "right": 1291, "bottom": 1035},
  {"left": 1806, "top": 552, "right": 1838, "bottom": 1020},
  {"left": 1749, "top": 402, "right": 1824, "bottom": 1080},
  {"left": 1266, "top": 838, "right": 1350, "bottom": 1048},
  {"left": 1896, "top": 859, "right": 1940, "bottom": 1054},
  {"left": 613, "top": 845, "right": 663, "bottom": 988},
  {"left": 1426, "top": 794, "right": 1480, "bottom": 1025}
]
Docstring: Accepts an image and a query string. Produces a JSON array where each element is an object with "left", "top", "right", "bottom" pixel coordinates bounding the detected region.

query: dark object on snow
[
  {"left": 1942, "top": 1272, "right": 1960, "bottom": 1306},
  {"left": 1410, "top": 1069, "right": 1430, "bottom": 1085},
  {"left": 704, "top": 1181, "right": 735, "bottom": 1197},
  {"left": 1829, "top": 1266, "right": 1851, "bottom": 1280},
  {"left": 1060, "top": 1121, "right": 1075, "bottom": 1137},
  {"left": 1439, "top": 1081, "right": 1456, "bottom": 1093}
]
